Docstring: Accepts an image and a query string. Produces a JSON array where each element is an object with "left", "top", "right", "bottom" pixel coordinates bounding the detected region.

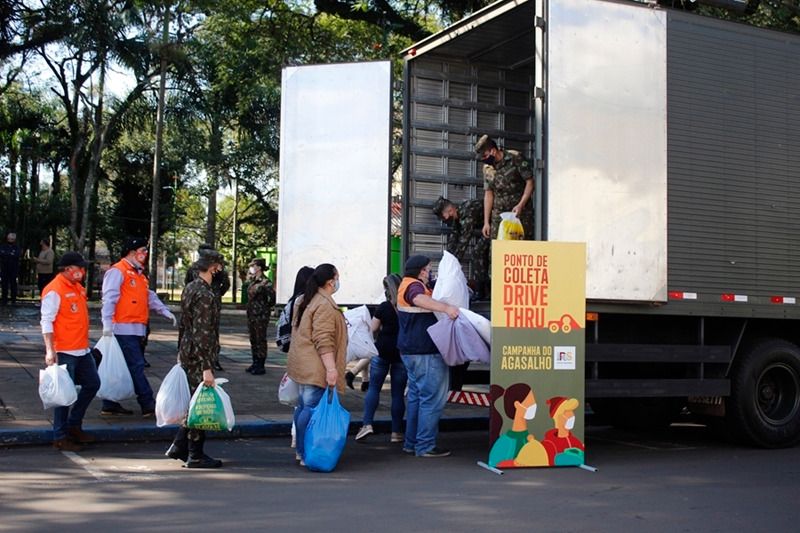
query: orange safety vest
[
  {"left": 111, "top": 260, "right": 150, "bottom": 325},
  {"left": 42, "top": 274, "right": 89, "bottom": 352},
  {"left": 397, "top": 277, "right": 432, "bottom": 308}
]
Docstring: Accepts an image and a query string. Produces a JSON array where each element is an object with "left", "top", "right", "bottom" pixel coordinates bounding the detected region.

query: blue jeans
[
  {"left": 53, "top": 353, "right": 100, "bottom": 440},
  {"left": 101, "top": 334, "right": 155, "bottom": 411},
  {"left": 363, "top": 357, "right": 407, "bottom": 433},
  {"left": 293, "top": 384, "right": 326, "bottom": 460},
  {"left": 401, "top": 353, "right": 449, "bottom": 455}
]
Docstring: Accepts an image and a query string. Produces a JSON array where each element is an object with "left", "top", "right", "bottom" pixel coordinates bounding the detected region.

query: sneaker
[
  {"left": 420, "top": 447, "right": 451, "bottom": 458},
  {"left": 100, "top": 405, "right": 133, "bottom": 416},
  {"left": 390, "top": 432, "right": 404, "bottom": 443},
  {"left": 402, "top": 448, "right": 415, "bottom": 455},
  {"left": 142, "top": 407, "right": 156, "bottom": 418},
  {"left": 355, "top": 425, "right": 374, "bottom": 441}
]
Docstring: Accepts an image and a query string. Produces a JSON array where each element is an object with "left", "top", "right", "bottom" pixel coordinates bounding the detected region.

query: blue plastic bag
[{"left": 303, "top": 387, "right": 350, "bottom": 472}]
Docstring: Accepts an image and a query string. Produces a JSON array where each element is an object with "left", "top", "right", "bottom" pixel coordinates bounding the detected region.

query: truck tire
[{"left": 726, "top": 339, "right": 800, "bottom": 448}]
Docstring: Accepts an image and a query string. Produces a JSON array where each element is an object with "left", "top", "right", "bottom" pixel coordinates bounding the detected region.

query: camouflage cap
[
  {"left": 431, "top": 196, "right": 448, "bottom": 219},
  {"left": 249, "top": 258, "right": 266, "bottom": 269},
  {"left": 474, "top": 134, "right": 492, "bottom": 154}
]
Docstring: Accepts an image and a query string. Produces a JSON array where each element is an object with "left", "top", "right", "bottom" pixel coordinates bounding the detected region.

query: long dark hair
[
  {"left": 489, "top": 383, "right": 533, "bottom": 443},
  {"left": 292, "top": 266, "right": 315, "bottom": 299},
  {"left": 294, "top": 263, "right": 337, "bottom": 325}
]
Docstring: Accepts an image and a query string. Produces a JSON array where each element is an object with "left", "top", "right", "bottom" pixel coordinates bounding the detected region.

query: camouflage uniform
[
  {"left": 484, "top": 150, "right": 535, "bottom": 241},
  {"left": 178, "top": 277, "right": 220, "bottom": 441},
  {"left": 246, "top": 274, "right": 275, "bottom": 370},
  {"left": 448, "top": 198, "right": 490, "bottom": 284},
  {"left": 184, "top": 260, "right": 229, "bottom": 367}
]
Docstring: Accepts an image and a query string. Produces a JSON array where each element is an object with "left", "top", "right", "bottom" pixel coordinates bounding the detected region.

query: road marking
[{"left": 62, "top": 451, "right": 110, "bottom": 480}]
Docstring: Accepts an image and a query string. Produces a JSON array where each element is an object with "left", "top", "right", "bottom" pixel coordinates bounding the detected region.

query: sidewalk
[{"left": 0, "top": 302, "right": 488, "bottom": 446}]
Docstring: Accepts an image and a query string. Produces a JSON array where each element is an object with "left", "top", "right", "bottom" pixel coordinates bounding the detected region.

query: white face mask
[
  {"left": 523, "top": 403, "right": 537, "bottom": 420},
  {"left": 249, "top": 267, "right": 256, "bottom": 275},
  {"left": 564, "top": 415, "right": 575, "bottom": 430}
]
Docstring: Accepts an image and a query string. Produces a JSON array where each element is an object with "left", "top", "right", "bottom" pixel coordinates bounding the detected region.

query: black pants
[{"left": 38, "top": 273, "right": 55, "bottom": 296}]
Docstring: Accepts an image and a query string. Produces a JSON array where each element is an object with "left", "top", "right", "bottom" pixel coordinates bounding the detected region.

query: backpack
[{"left": 276, "top": 297, "right": 295, "bottom": 353}]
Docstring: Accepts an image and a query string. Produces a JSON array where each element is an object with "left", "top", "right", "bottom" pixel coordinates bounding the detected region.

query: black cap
[
  {"left": 57, "top": 251, "right": 89, "bottom": 268},
  {"left": 121, "top": 237, "right": 148, "bottom": 256}
]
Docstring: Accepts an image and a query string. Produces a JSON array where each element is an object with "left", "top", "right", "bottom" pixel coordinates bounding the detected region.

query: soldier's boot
[
  {"left": 165, "top": 427, "right": 189, "bottom": 462},
  {"left": 251, "top": 357, "right": 266, "bottom": 375},
  {"left": 185, "top": 432, "right": 222, "bottom": 469}
]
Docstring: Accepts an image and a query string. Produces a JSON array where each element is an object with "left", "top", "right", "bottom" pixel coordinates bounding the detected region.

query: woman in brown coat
[{"left": 287, "top": 263, "right": 347, "bottom": 465}]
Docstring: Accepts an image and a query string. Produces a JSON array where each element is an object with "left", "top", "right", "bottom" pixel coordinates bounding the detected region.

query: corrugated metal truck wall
[
  {"left": 404, "top": 57, "right": 536, "bottom": 275},
  {"left": 667, "top": 11, "right": 800, "bottom": 300}
]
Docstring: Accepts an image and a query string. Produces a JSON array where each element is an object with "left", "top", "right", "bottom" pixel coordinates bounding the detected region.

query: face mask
[
  {"left": 443, "top": 217, "right": 454, "bottom": 227},
  {"left": 70, "top": 269, "right": 85, "bottom": 282},
  {"left": 249, "top": 267, "right": 256, "bottom": 275},
  {"left": 523, "top": 403, "right": 537, "bottom": 420},
  {"left": 564, "top": 415, "right": 575, "bottom": 430},
  {"left": 134, "top": 251, "right": 147, "bottom": 265},
  {"left": 333, "top": 279, "right": 340, "bottom": 293},
  {"left": 481, "top": 155, "right": 495, "bottom": 165}
]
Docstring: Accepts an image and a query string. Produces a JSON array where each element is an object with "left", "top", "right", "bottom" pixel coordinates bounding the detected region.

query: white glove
[
  {"left": 102, "top": 327, "right": 114, "bottom": 337},
  {"left": 165, "top": 311, "right": 177, "bottom": 327}
]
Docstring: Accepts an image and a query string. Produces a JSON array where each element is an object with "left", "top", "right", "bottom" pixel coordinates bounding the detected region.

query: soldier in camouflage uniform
[
  {"left": 245, "top": 258, "right": 275, "bottom": 375},
  {"left": 166, "top": 254, "right": 224, "bottom": 468},
  {"left": 184, "top": 243, "right": 229, "bottom": 371},
  {"left": 475, "top": 135, "right": 535, "bottom": 241},
  {"left": 432, "top": 195, "right": 490, "bottom": 300}
]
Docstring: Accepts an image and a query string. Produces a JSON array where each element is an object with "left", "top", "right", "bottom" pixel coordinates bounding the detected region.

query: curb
[{"left": 0, "top": 416, "right": 490, "bottom": 447}]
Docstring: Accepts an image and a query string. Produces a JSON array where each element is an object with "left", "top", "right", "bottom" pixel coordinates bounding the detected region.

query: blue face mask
[
  {"left": 481, "top": 154, "right": 495, "bottom": 165},
  {"left": 333, "top": 279, "right": 340, "bottom": 293}
]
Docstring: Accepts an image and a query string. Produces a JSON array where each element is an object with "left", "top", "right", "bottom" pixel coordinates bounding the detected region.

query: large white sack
[{"left": 431, "top": 251, "right": 469, "bottom": 320}]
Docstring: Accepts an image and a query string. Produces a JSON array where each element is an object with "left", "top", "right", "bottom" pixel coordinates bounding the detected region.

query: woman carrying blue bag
[{"left": 287, "top": 264, "right": 348, "bottom": 469}]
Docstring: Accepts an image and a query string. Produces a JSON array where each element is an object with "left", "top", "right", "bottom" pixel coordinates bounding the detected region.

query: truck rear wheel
[{"left": 727, "top": 339, "right": 800, "bottom": 448}]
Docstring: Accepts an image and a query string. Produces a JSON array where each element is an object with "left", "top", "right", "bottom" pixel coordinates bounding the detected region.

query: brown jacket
[{"left": 287, "top": 289, "right": 347, "bottom": 391}]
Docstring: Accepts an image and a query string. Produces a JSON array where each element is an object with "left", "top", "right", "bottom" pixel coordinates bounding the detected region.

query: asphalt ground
[{"left": 0, "top": 301, "right": 489, "bottom": 447}]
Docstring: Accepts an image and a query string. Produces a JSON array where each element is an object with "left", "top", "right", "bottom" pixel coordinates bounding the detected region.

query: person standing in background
[
  {"left": 0, "top": 232, "right": 21, "bottom": 306},
  {"left": 245, "top": 258, "right": 275, "bottom": 375},
  {"left": 34, "top": 238, "right": 56, "bottom": 298}
]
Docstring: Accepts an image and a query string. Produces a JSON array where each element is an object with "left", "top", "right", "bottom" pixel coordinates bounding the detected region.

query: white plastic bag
[
  {"left": 278, "top": 372, "right": 300, "bottom": 406},
  {"left": 431, "top": 251, "right": 469, "bottom": 320},
  {"left": 95, "top": 336, "right": 135, "bottom": 401},
  {"left": 344, "top": 305, "right": 378, "bottom": 362},
  {"left": 38, "top": 364, "right": 78, "bottom": 409},
  {"left": 155, "top": 364, "right": 191, "bottom": 427},
  {"left": 187, "top": 378, "right": 235, "bottom": 431}
]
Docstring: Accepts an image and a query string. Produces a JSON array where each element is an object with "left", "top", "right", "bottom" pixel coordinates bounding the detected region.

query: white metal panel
[
  {"left": 547, "top": 0, "right": 668, "bottom": 301},
  {"left": 277, "top": 61, "right": 392, "bottom": 305}
]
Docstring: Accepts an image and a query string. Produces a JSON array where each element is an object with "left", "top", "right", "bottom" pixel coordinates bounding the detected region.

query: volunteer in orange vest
[
  {"left": 100, "top": 237, "right": 176, "bottom": 417},
  {"left": 41, "top": 251, "right": 100, "bottom": 451}
]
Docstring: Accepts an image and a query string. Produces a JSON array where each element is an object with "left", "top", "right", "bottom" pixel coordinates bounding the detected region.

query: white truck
[{"left": 278, "top": 0, "right": 800, "bottom": 448}]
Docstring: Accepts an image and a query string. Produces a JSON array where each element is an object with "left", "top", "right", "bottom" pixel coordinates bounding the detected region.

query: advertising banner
[{"left": 488, "top": 240, "right": 586, "bottom": 468}]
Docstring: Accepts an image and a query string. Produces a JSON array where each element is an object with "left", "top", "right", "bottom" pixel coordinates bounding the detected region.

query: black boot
[
  {"left": 251, "top": 358, "right": 266, "bottom": 375},
  {"left": 185, "top": 432, "right": 222, "bottom": 469},
  {"left": 166, "top": 427, "right": 189, "bottom": 462}
]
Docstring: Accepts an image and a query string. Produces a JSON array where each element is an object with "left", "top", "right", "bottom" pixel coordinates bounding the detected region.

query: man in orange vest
[
  {"left": 41, "top": 251, "right": 100, "bottom": 451},
  {"left": 99, "top": 237, "right": 176, "bottom": 417}
]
